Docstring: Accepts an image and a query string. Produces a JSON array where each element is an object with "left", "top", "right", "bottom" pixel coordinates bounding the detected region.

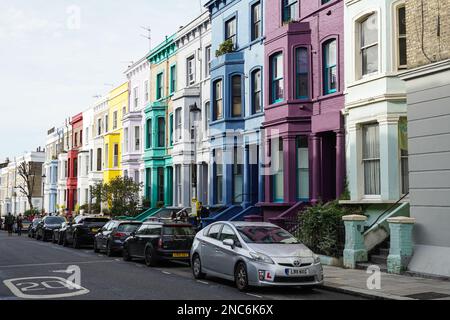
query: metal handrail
[{"left": 367, "top": 192, "right": 410, "bottom": 230}]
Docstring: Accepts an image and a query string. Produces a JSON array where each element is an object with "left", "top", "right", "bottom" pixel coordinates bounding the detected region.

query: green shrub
[
  {"left": 215, "top": 39, "right": 234, "bottom": 57},
  {"left": 297, "top": 201, "right": 348, "bottom": 258}
]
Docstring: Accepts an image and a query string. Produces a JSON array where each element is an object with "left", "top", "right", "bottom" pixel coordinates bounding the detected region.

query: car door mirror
[{"left": 223, "top": 239, "right": 235, "bottom": 249}]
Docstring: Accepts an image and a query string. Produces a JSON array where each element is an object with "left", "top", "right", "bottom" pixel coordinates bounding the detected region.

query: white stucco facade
[
  {"left": 123, "top": 56, "right": 150, "bottom": 202},
  {"left": 171, "top": 11, "right": 211, "bottom": 207},
  {"left": 344, "top": 0, "right": 408, "bottom": 204}
]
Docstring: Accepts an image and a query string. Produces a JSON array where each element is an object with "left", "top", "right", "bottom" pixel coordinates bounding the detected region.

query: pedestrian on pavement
[
  {"left": 5, "top": 213, "right": 15, "bottom": 236},
  {"left": 16, "top": 214, "right": 23, "bottom": 236}
]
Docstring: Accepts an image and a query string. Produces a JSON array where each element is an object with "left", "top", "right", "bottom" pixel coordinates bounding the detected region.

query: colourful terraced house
[
  {"left": 103, "top": 82, "right": 128, "bottom": 183},
  {"left": 144, "top": 35, "right": 177, "bottom": 208}
]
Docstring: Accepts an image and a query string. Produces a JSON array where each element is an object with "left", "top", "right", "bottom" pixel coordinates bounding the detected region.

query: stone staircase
[{"left": 357, "top": 239, "right": 390, "bottom": 272}]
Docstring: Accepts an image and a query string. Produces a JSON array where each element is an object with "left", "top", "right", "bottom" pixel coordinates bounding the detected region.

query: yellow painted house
[{"left": 103, "top": 82, "right": 129, "bottom": 183}]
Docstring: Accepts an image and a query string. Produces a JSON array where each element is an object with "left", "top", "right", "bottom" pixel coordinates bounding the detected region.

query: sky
[{"left": 0, "top": 0, "right": 206, "bottom": 162}]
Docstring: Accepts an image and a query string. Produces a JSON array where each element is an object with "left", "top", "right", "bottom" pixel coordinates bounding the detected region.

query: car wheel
[
  {"left": 144, "top": 247, "right": 157, "bottom": 267},
  {"left": 36, "top": 231, "right": 41, "bottom": 241},
  {"left": 123, "top": 245, "right": 131, "bottom": 262},
  {"left": 106, "top": 241, "right": 114, "bottom": 257},
  {"left": 235, "top": 262, "right": 249, "bottom": 292},
  {"left": 58, "top": 233, "right": 63, "bottom": 245},
  {"left": 93, "top": 239, "right": 100, "bottom": 253},
  {"left": 192, "top": 254, "right": 206, "bottom": 279},
  {"left": 73, "top": 234, "right": 80, "bottom": 249}
]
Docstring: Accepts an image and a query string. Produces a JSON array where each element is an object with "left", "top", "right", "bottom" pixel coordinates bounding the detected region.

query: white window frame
[
  {"left": 187, "top": 55, "right": 196, "bottom": 86},
  {"left": 354, "top": 10, "right": 380, "bottom": 80},
  {"left": 393, "top": 2, "right": 407, "bottom": 70}
]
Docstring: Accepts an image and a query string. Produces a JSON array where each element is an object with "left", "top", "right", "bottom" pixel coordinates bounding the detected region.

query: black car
[
  {"left": 63, "top": 216, "right": 110, "bottom": 248},
  {"left": 36, "top": 216, "right": 66, "bottom": 241},
  {"left": 94, "top": 221, "right": 142, "bottom": 256},
  {"left": 52, "top": 222, "right": 70, "bottom": 245},
  {"left": 122, "top": 221, "right": 195, "bottom": 267},
  {"left": 28, "top": 218, "right": 42, "bottom": 238}
]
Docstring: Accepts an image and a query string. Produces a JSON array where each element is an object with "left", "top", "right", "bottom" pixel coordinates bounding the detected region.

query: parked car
[
  {"left": 52, "top": 222, "right": 70, "bottom": 245},
  {"left": 36, "top": 216, "right": 67, "bottom": 241},
  {"left": 21, "top": 219, "right": 31, "bottom": 233},
  {"left": 94, "top": 220, "right": 142, "bottom": 256},
  {"left": 190, "top": 221, "right": 324, "bottom": 291},
  {"left": 63, "top": 216, "right": 110, "bottom": 249},
  {"left": 122, "top": 221, "right": 195, "bottom": 267},
  {"left": 27, "top": 218, "right": 42, "bottom": 238}
]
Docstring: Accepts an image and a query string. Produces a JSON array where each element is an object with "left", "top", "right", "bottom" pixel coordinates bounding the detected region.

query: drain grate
[{"left": 406, "top": 292, "right": 450, "bottom": 300}]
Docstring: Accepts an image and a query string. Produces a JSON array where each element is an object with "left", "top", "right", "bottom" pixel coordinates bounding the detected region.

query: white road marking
[
  {"left": 162, "top": 271, "right": 171, "bottom": 275},
  {"left": 246, "top": 293, "right": 263, "bottom": 299},
  {"left": 4, "top": 277, "right": 90, "bottom": 299},
  {"left": 0, "top": 260, "right": 114, "bottom": 269},
  {"left": 197, "top": 280, "right": 209, "bottom": 285}
]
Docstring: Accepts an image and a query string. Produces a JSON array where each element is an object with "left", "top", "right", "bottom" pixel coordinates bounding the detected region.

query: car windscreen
[
  {"left": 163, "top": 226, "right": 195, "bottom": 236},
  {"left": 236, "top": 226, "right": 300, "bottom": 244},
  {"left": 45, "top": 217, "right": 65, "bottom": 225},
  {"left": 117, "top": 224, "right": 141, "bottom": 232},
  {"left": 32, "top": 220, "right": 41, "bottom": 226}
]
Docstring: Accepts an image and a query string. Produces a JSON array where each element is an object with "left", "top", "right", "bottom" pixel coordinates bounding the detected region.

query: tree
[
  {"left": 97, "top": 177, "right": 142, "bottom": 217},
  {"left": 17, "top": 161, "right": 39, "bottom": 211}
]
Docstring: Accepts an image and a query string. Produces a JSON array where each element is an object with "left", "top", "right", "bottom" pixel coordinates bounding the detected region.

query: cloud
[{"left": 0, "top": 7, "right": 63, "bottom": 39}]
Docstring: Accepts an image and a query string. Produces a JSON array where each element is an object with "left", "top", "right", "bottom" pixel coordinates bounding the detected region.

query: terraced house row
[{"left": 16, "top": 0, "right": 446, "bottom": 278}]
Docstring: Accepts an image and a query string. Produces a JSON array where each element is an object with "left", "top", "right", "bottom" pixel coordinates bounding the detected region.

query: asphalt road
[{"left": 0, "top": 231, "right": 365, "bottom": 300}]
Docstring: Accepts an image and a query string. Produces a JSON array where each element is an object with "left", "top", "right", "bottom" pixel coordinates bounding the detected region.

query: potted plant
[{"left": 215, "top": 39, "right": 234, "bottom": 57}]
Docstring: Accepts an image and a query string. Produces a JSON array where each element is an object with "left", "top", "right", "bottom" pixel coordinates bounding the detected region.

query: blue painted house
[{"left": 205, "top": 0, "right": 265, "bottom": 221}]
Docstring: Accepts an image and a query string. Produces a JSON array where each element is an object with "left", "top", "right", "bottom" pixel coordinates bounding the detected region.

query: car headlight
[
  {"left": 249, "top": 252, "right": 275, "bottom": 264},
  {"left": 313, "top": 254, "right": 321, "bottom": 264}
]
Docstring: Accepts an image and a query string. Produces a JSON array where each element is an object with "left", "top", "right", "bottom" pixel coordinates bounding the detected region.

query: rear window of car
[
  {"left": 45, "top": 217, "right": 65, "bottom": 224},
  {"left": 84, "top": 218, "right": 110, "bottom": 224},
  {"left": 163, "top": 226, "right": 195, "bottom": 236},
  {"left": 117, "top": 224, "right": 141, "bottom": 232}
]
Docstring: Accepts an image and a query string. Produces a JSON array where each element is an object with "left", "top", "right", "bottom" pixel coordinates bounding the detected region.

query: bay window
[
  {"left": 271, "top": 53, "right": 284, "bottom": 104},
  {"left": 213, "top": 80, "right": 223, "bottom": 120},
  {"left": 231, "top": 75, "right": 242, "bottom": 117},
  {"left": 296, "top": 47, "right": 309, "bottom": 99},
  {"left": 362, "top": 123, "right": 381, "bottom": 196}
]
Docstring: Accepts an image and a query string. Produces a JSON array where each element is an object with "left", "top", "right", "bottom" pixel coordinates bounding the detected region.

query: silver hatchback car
[{"left": 191, "top": 221, "right": 324, "bottom": 291}]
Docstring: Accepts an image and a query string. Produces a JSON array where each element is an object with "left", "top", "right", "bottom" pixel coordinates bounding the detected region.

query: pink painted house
[{"left": 260, "top": 0, "right": 345, "bottom": 222}]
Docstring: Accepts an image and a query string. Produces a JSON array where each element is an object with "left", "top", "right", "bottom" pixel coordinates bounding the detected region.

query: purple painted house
[{"left": 260, "top": 0, "right": 345, "bottom": 222}]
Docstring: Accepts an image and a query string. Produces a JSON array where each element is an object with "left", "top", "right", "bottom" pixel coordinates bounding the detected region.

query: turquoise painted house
[{"left": 144, "top": 35, "right": 177, "bottom": 209}]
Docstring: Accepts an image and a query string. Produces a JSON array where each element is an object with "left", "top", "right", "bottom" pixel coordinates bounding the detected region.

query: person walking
[
  {"left": 16, "top": 214, "right": 23, "bottom": 236},
  {"left": 5, "top": 213, "right": 14, "bottom": 236}
]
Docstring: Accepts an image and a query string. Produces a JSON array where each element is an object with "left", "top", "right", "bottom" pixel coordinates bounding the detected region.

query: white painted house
[
  {"left": 123, "top": 56, "right": 150, "bottom": 201},
  {"left": 171, "top": 11, "right": 211, "bottom": 208},
  {"left": 344, "top": 0, "right": 409, "bottom": 204}
]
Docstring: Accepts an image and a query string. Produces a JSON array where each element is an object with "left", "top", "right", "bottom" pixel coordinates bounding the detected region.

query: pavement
[
  {"left": 321, "top": 265, "right": 450, "bottom": 300},
  {"left": 0, "top": 231, "right": 364, "bottom": 300}
]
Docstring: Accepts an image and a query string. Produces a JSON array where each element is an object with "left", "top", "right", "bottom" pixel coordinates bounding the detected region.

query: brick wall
[{"left": 407, "top": 0, "right": 450, "bottom": 68}]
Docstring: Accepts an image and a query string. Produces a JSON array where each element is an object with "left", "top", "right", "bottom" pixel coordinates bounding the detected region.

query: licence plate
[
  {"left": 172, "top": 253, "right": 189, "bottom": 258},
  {"left": 285, "top": 268, "right": 309, "bottom": 276},
  {"left": 91, "top": 228, "right": 99, "bottom": 233}
]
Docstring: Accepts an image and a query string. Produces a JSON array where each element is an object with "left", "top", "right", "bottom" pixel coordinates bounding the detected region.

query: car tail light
[{"left": 114, "top": 232, "right": 126, "bottom": 238}]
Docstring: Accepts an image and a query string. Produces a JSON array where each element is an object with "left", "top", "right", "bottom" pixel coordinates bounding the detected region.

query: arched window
[
  {"left": 270, "top": 52, "right": 284, "bottom": 103},
  {"left": 251, "top": 69, "right": 262, "bottom": 114},
  {"left": 323, "top": 39, "right": 337, "bottom": 95}
]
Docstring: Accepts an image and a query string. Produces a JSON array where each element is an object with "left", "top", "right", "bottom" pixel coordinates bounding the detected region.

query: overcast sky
[{"left": 0, "top": 0, "right": 206, "bottom": 162}]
